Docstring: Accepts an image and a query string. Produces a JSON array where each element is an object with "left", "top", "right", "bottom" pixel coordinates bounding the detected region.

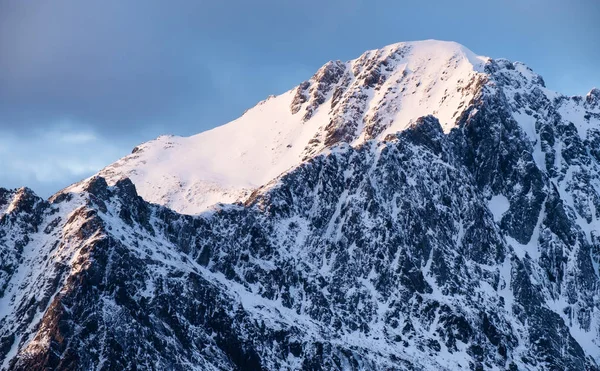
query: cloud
[
  {"left": 0, "top": 1, "right": 226, "bottom": 138},
  {"left": 0, "top": 124, "right": 129, "bottom": 196},
  {"left": 0, "top": 0, "right": 347, "bottom": 138}
]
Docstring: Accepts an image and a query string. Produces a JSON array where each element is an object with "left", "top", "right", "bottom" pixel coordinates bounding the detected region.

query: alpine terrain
[{"left": 1, "top": 40, "right": 600, "bottom": 370}]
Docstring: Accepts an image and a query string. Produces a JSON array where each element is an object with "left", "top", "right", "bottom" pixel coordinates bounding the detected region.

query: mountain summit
[
  {"left": 2, "top": 40, "right": 600, "bottom": 370},
  {"left": 95, "top": 40, "right": 491, "bottom": 214}
]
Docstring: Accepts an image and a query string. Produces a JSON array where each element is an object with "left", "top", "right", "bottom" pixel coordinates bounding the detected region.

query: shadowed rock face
[{"left": 2, "top": 46, "right": 600, "bottom": 370}]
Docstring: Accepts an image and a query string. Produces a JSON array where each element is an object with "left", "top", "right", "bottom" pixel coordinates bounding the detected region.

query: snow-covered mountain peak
[
  {"left": 587, "top": 87, "right": 600, "bottom": 107},
  {"left": 87, "top": 40, "right": 497, "bottom": 214},
  {"left": 354, "top": 39, "right": 489, "bottom": 72},
  {"left": 293, "top": 40, "right": 489, "bottom": 142}
]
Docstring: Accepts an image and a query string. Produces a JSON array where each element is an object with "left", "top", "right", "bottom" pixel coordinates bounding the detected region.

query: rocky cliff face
[{"left": 1, "top": 41, "right": 600, "bottom": 370}]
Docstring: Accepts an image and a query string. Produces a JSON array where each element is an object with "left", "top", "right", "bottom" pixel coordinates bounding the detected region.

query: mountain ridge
[
  {"left": 87, "top": 40, "right": 491, "bottom": 214},
  {"left": 84, "top": 40, "right": 598, "bottom": 216}
]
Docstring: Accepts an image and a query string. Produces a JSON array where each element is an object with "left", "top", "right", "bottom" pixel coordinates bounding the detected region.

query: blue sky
[{"left": 1, "top": 0, "right": 599, "bottom": 196}]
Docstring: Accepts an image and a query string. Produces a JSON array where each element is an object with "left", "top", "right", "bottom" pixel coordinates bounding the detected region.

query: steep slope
[{"left": 96, "top": 40, "right": 489, "bottom": 214}]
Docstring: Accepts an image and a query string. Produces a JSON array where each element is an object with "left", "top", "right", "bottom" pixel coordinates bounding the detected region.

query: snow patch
[{"left": 488, "top": 194, "right": 509, "bottom": 223}]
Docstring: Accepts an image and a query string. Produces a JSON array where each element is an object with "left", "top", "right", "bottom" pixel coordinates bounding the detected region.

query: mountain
[
  {"left": 97, "top": 40, "right": 490, "bottom": 214},
  {"left": 1, "top": 40, "right": 600, "bottom": 370}
]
